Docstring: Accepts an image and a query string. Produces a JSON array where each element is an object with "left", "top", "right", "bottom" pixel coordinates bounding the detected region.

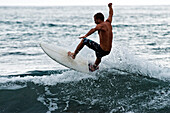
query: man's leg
[
  {"left": 95, "top": 57, "right": 101, "bottom": 66},
  {"left": 68, "top": 39, "right": 84, "bottom": 59}
]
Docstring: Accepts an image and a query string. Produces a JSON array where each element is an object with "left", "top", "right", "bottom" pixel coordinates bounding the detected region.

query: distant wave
[
  {"left": 147, "top": 43, "right": 157, "bottom": 46},
  {"left": 0, "top": 20, "right": 22, "bottom": 25},
  {"left": 152, "top": 47, "right": 170, "bottom": 52},
  {"left": 112, "top": 23, "right": 169, "bottom": 28},
  {"left": 41, "top": 22, "right": 90, "bottom": 28},
  {"left": 1, "top": 52, "right": 42, "bottom": 56},
  {"left": 8, "top": 69, "right": 68, "bottom": 77}
]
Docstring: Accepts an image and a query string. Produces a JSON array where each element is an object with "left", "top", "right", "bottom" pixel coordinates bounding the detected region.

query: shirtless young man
[{"left": 68, "top": 3, "right": 113, "bottom": 71}]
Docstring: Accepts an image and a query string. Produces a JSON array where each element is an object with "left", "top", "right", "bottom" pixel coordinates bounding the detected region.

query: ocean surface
[{"left": 0, "top": 6, "right": 170, "bottom": 113}]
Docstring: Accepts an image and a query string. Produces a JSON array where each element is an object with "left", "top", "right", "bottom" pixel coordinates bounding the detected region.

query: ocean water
[{"left": 0, "top": 6, "right": 170, "bottom": 113}]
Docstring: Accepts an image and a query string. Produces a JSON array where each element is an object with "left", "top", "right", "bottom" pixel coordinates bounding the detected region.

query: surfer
[{"left": 68, "top": 3, "right": 113, "bottom": 72}]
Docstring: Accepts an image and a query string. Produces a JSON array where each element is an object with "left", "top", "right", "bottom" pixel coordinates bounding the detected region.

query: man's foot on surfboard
[
  {"left": 88, "top": 63, "right": 99, "bottom": 72},
  {"left": 68, "top": 51, "right": 76, "bottom": 59}
]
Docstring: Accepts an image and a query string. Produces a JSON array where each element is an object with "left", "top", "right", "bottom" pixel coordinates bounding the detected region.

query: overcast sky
[{"left": 0, "top": 0, "right": 170, "bottom": 6}]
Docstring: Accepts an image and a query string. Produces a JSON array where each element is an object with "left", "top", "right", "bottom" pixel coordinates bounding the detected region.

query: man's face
[{"left": 94, "top": 17, "right": 99, "bottom": 24}]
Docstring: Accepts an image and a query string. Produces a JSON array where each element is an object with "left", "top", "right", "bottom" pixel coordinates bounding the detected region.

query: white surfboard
[{"left": 40, "top": 43, "right": 89, "bottom": 73}]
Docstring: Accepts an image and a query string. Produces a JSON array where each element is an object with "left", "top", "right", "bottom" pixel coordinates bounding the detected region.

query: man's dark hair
[{"left": 94, "top": 12, "right": 104, "bottom": 21}]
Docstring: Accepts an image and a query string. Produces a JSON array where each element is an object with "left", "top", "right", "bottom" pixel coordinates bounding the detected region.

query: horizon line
[{"left": 0, "top": 4, "right": 170, "bottom": 7}]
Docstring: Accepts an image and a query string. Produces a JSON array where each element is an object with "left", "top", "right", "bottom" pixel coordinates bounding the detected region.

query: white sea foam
[
  {"left": 37, "top": 87, "right": 59, "bottom": 113},
  {"left": 0, "top": 70, "right": 96, "bottom": 88},
  {"left": 102, "top": 43, "right": 170, "bottom": 80}
]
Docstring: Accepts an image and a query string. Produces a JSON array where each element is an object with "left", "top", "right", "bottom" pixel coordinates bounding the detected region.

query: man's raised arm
[{"left": 106, "top": 3, "right": 113, "bottom": 23}]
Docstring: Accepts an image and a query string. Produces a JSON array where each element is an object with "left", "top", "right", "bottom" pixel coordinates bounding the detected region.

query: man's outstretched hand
[
  {"left": 79, "top": 35, "right": 87, "bottom": 39},
  {"left": 108, "top": 3, "right": 112, "bottom": 7}
]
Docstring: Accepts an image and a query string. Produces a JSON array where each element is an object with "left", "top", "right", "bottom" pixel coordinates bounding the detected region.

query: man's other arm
[{"left": 79, "top": 25, "right": 103, "bottom": 39}]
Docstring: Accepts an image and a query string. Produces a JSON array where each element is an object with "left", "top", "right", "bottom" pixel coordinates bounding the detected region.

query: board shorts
[{"left": 83, "top": 38, "right": 110, "bottom": 58}]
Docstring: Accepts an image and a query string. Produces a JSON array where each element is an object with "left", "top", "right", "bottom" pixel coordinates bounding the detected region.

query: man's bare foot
[{"left": 68, "top": 51, "right": 76, "bottom": 59}]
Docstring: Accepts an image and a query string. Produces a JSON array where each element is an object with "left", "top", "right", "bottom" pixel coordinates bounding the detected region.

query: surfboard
[{"left": 40, "top": 43, "right": 90, "bottom": 73}]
